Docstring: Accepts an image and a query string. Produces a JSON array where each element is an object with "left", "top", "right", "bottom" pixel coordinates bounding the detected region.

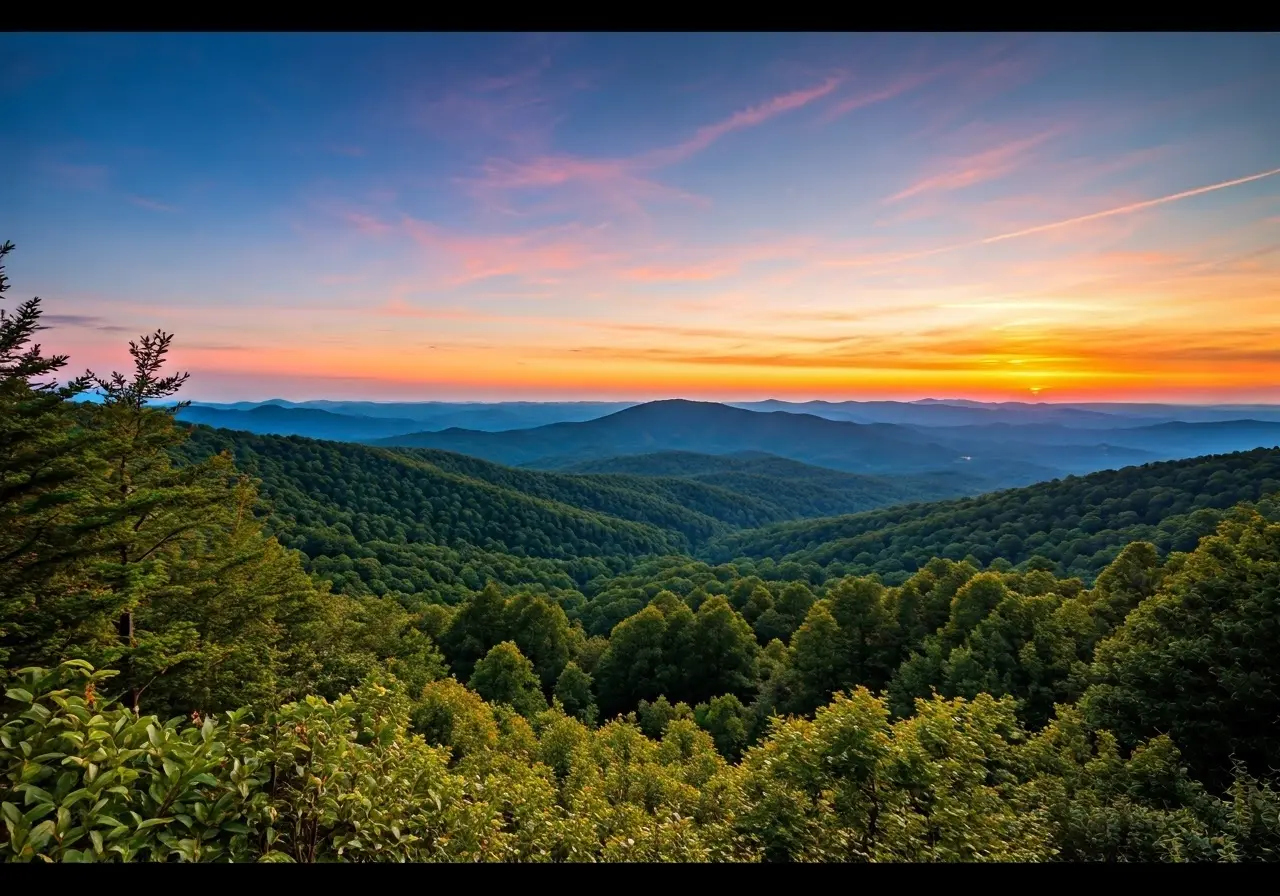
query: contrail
[
  {"left": 834, "top": 165, "right": 1280, "bottom": 268},
  {"left": 978, "top": 165, "right": 1280, "bottom": 246}
]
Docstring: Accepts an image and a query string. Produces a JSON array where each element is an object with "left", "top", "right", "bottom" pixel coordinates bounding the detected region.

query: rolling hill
[
  {"left": 548, "top": 449, "right": 991, "bottom": 517},
  {"left": 704, "top": 447, "right": 1280, "bottom": 582},
  {"left": 373, "top": 399, "right": 1067, "bottom": 484},
  {"left": 185, "top": 399, "right": 635, "bottom": 431},
  {"left": 902, "top": 418, "right": 1280, "bottom": 460},
  {"left": 176, "top": 424, "right": 984, "bottom": 604}
]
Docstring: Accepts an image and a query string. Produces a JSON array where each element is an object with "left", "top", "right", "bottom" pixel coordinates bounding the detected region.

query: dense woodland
[{"left": 3, "top": 241, "right": 1280, "bottom": 862}]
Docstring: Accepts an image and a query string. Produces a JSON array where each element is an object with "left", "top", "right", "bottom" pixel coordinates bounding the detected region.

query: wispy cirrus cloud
[
  {"left": 641, "top": 76, "right": 842, "bottom": 167},
  {"left": 344, "top": 211, "right": 393, "bottom": 236},
  {"left": 886, "top": 127, "right": 1063, "bottom": 203},
  {"left": 417, "top": 54, "right": 570, "bottom": 155},
  {"left": 829, "top": 165, "right": 1280, "bottom": 270},
  {"left": 460, "top": 75, "right": 844, "bottom": 218},
  {"left": 620, "top": 237, "right": 820, "bottom": 283},
  {"left": 402, "top": 216, "right": 617, "bottom": 286}
]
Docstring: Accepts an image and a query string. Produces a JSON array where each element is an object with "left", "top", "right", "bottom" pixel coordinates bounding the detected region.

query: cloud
[
  {"left": 344, "top": 211, "right": 393, "bottom": 236},
  {"left": 461, "top": 76, "right": 842, "bottom": 217},
  {"left": 127, "top": 195, "right": 177, "bottom": 213},
  {"left": 820, "top": 65, "right": 945, "bottom": 122},
  {"left": 828, "top": 165, "right": 1280, "bottom": 271},
  {"left": 886, "top": 128, "right": 1062, "bottom": 203},
  {"left": 618, "top": 237, "right": 819, "bottom": 283},
  {"left": 42, "top": 313, "right": 132, "bottom": 333},
  {"left": 417, "top": 55, "right": 565, "bottom": 153},
  {"left": 465, "top": 155, "right": 705, "bottom": 218},
  {"left": 977, "top": 166, "right": 1280, "bottom": 246},
  {"left": 641, "top": 76, "right": 842, "bottom": 167},
  {"left": 593, "top": 322, "right": 875, "bottom": 346},
  {"left": 318, "top": 273, "right": 364, "bottom": 286},
  {"left": 402, "top": 216, "right": 616, "bottom": 286},
  {"left": 180, "top": 342, "right": 251, "bottom": 352}
]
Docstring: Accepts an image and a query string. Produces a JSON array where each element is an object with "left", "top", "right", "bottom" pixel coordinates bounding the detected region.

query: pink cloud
[
  {"left": 641, "top": 76, "right": 843, "bottom": 167},
  {"left": 402, "top": 216, "right": 616, "bottom": 286},
  {"left": 344, "top": 211, "right": 393, "bottom": 236},
  {"left": 460, "top": 76, "right": 842, "bottom": 217},
  {"left": 416, "top": 56, "right": 571, "bottom": 156},
  {"left": 620, "top": 237, "right": 821, "bottom": 284},
  {"left": 466, "top": 154, "right": 705, "bottom": 216},
  {"left": 820, "top": 54, "right": 954, "bottom": 123},
  {"left": 886, "top": 127, "right": 1063, "bottom": 203},
  {"left": 623, "top": 262, "right": 739, "bottom": 283}
]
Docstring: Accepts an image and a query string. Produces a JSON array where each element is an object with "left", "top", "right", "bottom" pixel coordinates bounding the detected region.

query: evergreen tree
[{"left": 0, "top": 241, "right": 98, "bottom": 669}]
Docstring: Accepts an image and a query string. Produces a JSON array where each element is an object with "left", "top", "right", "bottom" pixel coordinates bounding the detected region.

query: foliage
[
  {"left": 707, "top": 449, "right": 1280, "bottom": 582},
  {"left": 1082, "top": 509, "right": 1280, "bottom": 787}
]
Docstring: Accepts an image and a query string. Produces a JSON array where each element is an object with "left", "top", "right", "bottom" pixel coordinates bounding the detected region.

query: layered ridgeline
[
  {"left": 182, "top": 424, "right": 1280, "bottom": 602},
  {"left": 706, "top": 448, "right": 1280, "bottom": 581},
  {"left": 175, "top": 400, "right": 639, "bottom": 441},
  {"left": 373, "top": 399, "right": 1131, "bottom": 485},
  {"left": 185, "top": 397, "right": 1280, "bottom": 491},
  {"left": 177, "top": 429, "right": 987, "bottom": 604}
]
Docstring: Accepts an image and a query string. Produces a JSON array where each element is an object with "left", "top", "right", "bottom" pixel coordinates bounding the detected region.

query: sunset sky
[{"left": 3, "top": 32, "right": 1279, "bottom": 403}]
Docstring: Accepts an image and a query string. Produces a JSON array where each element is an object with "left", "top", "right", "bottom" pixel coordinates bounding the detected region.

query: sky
[{"left": 2, "top": 32, "right": 1279, "bottom": 404}]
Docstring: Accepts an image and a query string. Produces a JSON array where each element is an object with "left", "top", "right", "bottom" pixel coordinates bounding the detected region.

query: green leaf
[
  {"left": 5, "top": 688, "right": 34, "bottom": 703},
  {"left": 136, "top": 817, "right": 173, "bottom": 831}
]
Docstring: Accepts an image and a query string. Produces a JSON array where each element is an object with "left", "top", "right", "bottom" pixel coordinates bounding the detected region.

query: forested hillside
[
  {"left": 4, "top": 241, "right": 1280, "bottom": 862},
  {"left": 706, "top": 448, "right": 1280, "bottom": 582},
  {"left": 551, "top": 450, "right": 985, "bottom": 517}
]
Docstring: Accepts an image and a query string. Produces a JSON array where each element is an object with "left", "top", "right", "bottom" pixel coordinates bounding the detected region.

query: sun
[{"left": 1029, "top": 386, "right": 1043, "bottom": 396}]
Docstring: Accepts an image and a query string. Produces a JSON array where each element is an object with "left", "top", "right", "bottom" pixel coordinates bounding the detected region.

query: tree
[
  {"left": 686, "top": 595, "right": 759, "bottom": 704},
  {"left": 787, "top": 602, "right": 845, "bottom": 715},
  {"left": 440, "top": 583, "right": 508, "bottom": 681},
  {"left": 696, "top": 694, "right": 750, "bottom": 760},
  {"left": 826, "top": 576, "right": 896, "bottom": 693},
  {"left": 506, "top": 593, "right": 573, "bottom": 692},
  {"left": 636, "top": 695, "right": 694, "bottom": 738},
  {"left": 1083, "top": 510, "right": 1280, "bottom": 786},
  {"left": 468, "top": 641, "right": 546, "bottom": 718},
  {"left": 0, "top": 241, "right": 98, "bottom": 669},
  {"left": 594, "top": 606, "right": 670, "bottom": 717},
  {"left": 553, "top": 661, "right": 597, "bottom": 725},
  {"left": 77, "top": 331, "right": 312, "bottom": 714}
]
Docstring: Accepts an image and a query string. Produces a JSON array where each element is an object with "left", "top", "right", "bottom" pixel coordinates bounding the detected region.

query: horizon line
[{"left": 135, "top": 396, "right": 1280, "bottom": 410}]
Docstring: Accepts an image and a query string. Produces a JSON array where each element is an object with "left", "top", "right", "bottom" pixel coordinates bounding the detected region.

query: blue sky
[{"left": 3, "top": 33, "right": 1278, "bottom": 401}]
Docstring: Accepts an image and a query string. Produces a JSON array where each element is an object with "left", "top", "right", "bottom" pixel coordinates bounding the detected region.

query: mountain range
[{"left": 174, "top": 397, "right": 1280, "bottom": 492}]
